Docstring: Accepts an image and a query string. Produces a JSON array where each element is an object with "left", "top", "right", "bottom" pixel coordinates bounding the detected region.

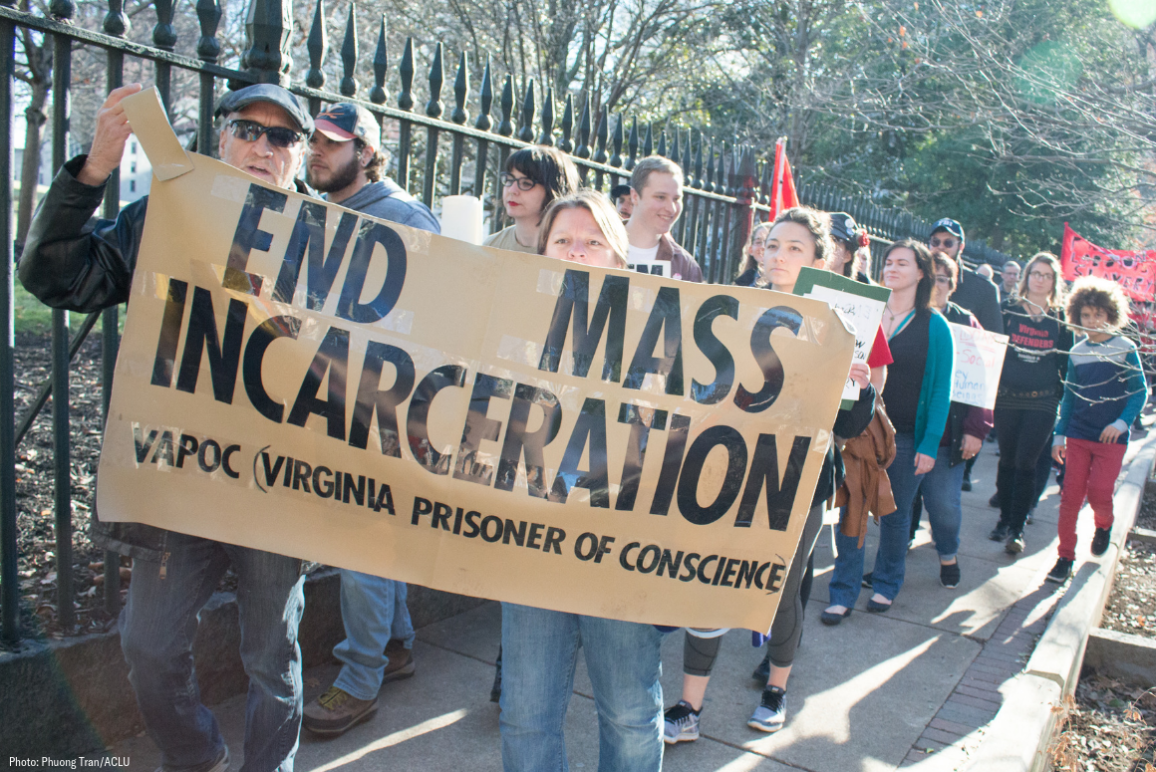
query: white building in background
[{"left": 15, "top": 133, "right": 158, "bottom": 205}]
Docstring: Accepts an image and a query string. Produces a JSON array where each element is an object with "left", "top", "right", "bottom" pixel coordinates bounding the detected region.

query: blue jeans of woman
[
  {"left": 920, "top": 446, "right": 965, "bottom": 560},
  {"left": 499, "top": 603, "right": 664, "bottom": 772},
  {"left": 829, "top": 432, "right": 925, "bottom": 606},
  {"left": 120, "top": 532, "right": 305, "bottom": 772},
  {"left": 332, "top": 570, "right": 416, "bottom": 700}
]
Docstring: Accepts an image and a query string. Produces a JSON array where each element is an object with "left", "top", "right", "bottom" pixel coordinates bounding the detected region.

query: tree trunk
[{"left": 17, "top": 77, "right": 50, "bottom": 244}]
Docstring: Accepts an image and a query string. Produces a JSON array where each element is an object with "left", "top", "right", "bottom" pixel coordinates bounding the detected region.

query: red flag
[
  {"left": 769, "top": 138, "right": 799, "bottom": 220},
  {"left": 1060, "top": 223, "right": 1156, "bottom": 302}
]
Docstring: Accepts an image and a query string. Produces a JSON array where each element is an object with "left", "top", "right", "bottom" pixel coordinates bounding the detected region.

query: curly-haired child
[{"left": 1049, "top": 276, "right": 1147, "bottom": 583}]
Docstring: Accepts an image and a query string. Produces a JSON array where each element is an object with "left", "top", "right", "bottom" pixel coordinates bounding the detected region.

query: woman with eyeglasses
[
  {"left": 500, "top": 191, "right": 668, "bottom": 772},
  {"left": 734, "top": 220, "right": 773, "bottom": 285},
  {"left": 988, "top": 253, "right": 1073, "bottom": 555},
  {"left": 483, "top": 146, "right": 580, "bottom": 254}
]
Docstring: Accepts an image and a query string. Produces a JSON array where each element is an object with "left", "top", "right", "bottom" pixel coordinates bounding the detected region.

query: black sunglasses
[{"left": 226, "top": 119, "right": 303, "bottom": 148}]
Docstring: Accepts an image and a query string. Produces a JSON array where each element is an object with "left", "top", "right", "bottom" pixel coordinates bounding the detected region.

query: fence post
[
  {"left": 243, "top": 0, "right": 291, "bottom": 84},
  {"left": 472, "top": 58, "right": 492, "bottom": 199},
  {"left": 304, "top": 0, "right": 326, "bottom": 115},
  {"left": 538, "top": 87, "right": 554, "bottom": 146},
  {"left": 339, "top": 4, "right": 357, "bottom": 97},
  {"left": 50, "top": 0, "right": 75, "bottom": 634},
  {"left": 422, "top": 42, "right": 443, "bottom": 208},
  {"left": 104, "top": 0, "right": 137, "bottom": 617},
  {"left": 0, "top": 0, "right": 17, "bottom": 646},
  {"left": 448, "top": 51, "right": 468, "bottom": 195},
  {"left": 395, "top": 38, "right": 414, "bottom": 192},
  {"left": 731, "top": 147, "right": 757, "bottom": 279},
  {"left": 558, "top": 93, "right": 573, "bottom": 153}
]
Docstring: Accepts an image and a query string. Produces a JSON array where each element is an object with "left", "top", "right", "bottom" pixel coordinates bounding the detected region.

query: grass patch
[{"left": 13, "top": 283, "right": 121, "bottom": 337}]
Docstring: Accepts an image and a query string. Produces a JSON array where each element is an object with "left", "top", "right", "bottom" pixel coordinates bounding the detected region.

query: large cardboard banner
[{"left": 97, "top": 89, "right": 855, "bottom": 631}]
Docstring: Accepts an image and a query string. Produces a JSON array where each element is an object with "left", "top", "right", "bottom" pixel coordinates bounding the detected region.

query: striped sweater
[{"left": 1055, "top": 335, "right": 1148, "bottom": 445}]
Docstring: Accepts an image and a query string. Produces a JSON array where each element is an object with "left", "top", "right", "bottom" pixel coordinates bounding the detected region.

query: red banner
[
  {"left": 1061, "top": 223, "right": 1156, "bottom": 302},
  {"left": 769, "top": 137, "right": 799, "bottom": 220}
]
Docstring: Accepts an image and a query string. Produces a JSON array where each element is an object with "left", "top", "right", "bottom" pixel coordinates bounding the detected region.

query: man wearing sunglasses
[
  {"left": 928, "top": 218, "right": 1003, "bottom": 334},
  {"left": 19, "top": 82, "right": 318, "bottom": 772},
  {"left": 301, "top": 102, "right": 436, "bottom": 737}
]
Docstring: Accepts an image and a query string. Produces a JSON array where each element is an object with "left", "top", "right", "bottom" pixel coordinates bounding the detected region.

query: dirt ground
[
  {"left": 1048, "top": 478, "right": 1156, "bottom": 771},
  {"left": 8, "top": 332, "right": 120, "bottom": 643}
]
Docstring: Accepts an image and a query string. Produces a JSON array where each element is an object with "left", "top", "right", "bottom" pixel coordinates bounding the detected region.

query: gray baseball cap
[{"left": 215, "top": 84, "right": 314, "bottom": 135}]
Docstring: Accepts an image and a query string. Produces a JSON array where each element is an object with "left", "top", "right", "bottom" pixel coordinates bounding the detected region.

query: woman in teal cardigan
[{"left": 826, "top": 239, "right": 954, "bottom": 616}]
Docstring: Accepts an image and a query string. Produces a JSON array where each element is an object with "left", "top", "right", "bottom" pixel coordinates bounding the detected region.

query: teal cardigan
[{"left": 912, "top": 311, "right": 955, "bottom": 457}]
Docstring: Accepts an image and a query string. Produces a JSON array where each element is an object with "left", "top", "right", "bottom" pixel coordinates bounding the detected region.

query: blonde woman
[{"left": 989, "top": 253, "right": 1074, "bottom": 554}]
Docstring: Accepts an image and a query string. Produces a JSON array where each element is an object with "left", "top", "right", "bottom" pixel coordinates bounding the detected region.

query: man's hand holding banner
[{"left": 99, "top": 88, "right": 856, "bottom": 632}]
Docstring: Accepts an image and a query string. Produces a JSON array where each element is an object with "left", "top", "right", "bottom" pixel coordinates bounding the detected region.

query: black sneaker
[
  {"left": 989, "top": 492, "right": 1000, "bottom": 508},
  {"left": 1046, "top": 557, "right": 1073, "bottom": 584},
  {"left": 1005, "top": 533, "right": 1025, "bottom": 555},
  {"left": 1091, "top": 527, "right": 1112, "bottom": 557},
  {"left": 961, "top": 478, "right": 972, "bottom": 492},
  {"left": 748, "top": 686, "right": 787, "bottom": 733},
  {"left": 663, "top": 701, "right": 701, "bottom": 743},
  {"left": 989, "top": 522, "right": 1009, "bottom": 542},
  {"left": 752, "top": 654, "right": 771, "bottom": 684},
  {"left": 861, "top": 572, "right": 873, "bottom": 589},
  {"left": 940, "top": 562, "right": 961, "bottom": 588}
]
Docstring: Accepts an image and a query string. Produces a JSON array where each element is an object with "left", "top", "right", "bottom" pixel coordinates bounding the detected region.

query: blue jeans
[
  {"left": 921, "top": 446, "right": 965, "bottom": 560},
  {"left": 830, "top": 432, "right": 925, "bottom": 606},
  {"left": 120, "top": 532, "right": 305, "bottom": 772},
  {"left": 332, "top": 570, "right": 416, "bottom": 700},
  {"left": 499, "top": 603, "right": 664, "bottom": 772}
]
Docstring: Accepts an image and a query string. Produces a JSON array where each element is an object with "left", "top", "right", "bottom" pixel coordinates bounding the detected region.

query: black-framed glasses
[
  {"left": 934, "top": 276, "right": 952, "bottom": 285},
  {"left": 226, "top": 119, "right": 303, "bottom": 148},
  {"left": 501, "top": 172, "right": 538, "bottom": 191},
  {"left": 1029, "top": 271, "right": 1055, "bottom": 280},
  {"left": 929, "top": 237, "right": 957, "bottom": 249}
]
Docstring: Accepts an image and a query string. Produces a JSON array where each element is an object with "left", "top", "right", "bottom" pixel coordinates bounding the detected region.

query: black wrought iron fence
[{"left": 0, "top": 0, "right": 1011, "bottom": 645}]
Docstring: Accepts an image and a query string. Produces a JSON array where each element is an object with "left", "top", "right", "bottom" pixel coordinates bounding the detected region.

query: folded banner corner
[{"left": 122, "top": 86, "right": 195, "bottom": 182}]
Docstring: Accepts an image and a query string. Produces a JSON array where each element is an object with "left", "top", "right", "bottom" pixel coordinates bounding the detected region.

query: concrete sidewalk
[{"left": 110, "top": 428, "right": 1152, "bottom": 771}]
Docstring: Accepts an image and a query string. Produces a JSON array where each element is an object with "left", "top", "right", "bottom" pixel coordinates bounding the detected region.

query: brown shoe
[
  {"left": 383, "top": 639, "right": 416, "bottom": 682},
  {"left": 303, "top": 686, "right": 378, "bottom": 737}
]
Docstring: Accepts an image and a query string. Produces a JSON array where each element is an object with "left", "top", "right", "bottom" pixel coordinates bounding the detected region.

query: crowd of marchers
[{"left": 17, "top": 81, "right": 1148, "bottom": 772}]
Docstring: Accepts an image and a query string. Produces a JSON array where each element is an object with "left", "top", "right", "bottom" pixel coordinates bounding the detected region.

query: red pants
[{"left": 1057, "top": 437, "right": 1127, "bottom": 560}]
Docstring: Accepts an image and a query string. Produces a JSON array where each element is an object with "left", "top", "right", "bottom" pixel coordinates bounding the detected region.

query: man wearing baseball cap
[
  {"left": 928, "top": 218, "right": 1003, "bottom": 334},
  {"left": 19, "top": 82, "right": 317, "bottom": 772},
  {"left": 301, "top": 103, "right": 437, "bottom": 736},
  {"left": 306, "top": 102, "right": 438, "bottom": 230}
]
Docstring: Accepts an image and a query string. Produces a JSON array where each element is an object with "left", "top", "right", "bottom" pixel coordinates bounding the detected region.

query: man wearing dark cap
[
  {"left": 300, "top": 102, "right": 436, "bottom": 737},
  {"left": 928, "top": 218, "right": 1003, "bottom": 334},
  {"left": 306, "top": 102, "right": 438, "bottom": 230},
  {"left": 19, "top": 82, "right": 316, "bottom": 772}
]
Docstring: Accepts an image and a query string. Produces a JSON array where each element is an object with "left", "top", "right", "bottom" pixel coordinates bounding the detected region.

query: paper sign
[
  {"left": 94, "top": 88, "right": 856, "bottom": 632},
  {"left": 949, "top": 323, "right": 1009, "bottom": 410},
  {"left": 793, "top": 267, "right": 890, "bottom": 409}
]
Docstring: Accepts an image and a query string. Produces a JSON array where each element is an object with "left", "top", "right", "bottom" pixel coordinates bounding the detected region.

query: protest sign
[
  {"left": 793, "top": 266, "right": 890, "bottom": 409},
  {"left": 949, "top": 323, "right": 1009, "bottom": 410},
  {"left": 97, "top": 88, "right": 856, "bottom": 632}
]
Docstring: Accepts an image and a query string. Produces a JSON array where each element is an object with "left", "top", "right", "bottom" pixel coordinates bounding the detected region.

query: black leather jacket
[{"left": 19, "top": 155, "right": 316, "bottom": 560}]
